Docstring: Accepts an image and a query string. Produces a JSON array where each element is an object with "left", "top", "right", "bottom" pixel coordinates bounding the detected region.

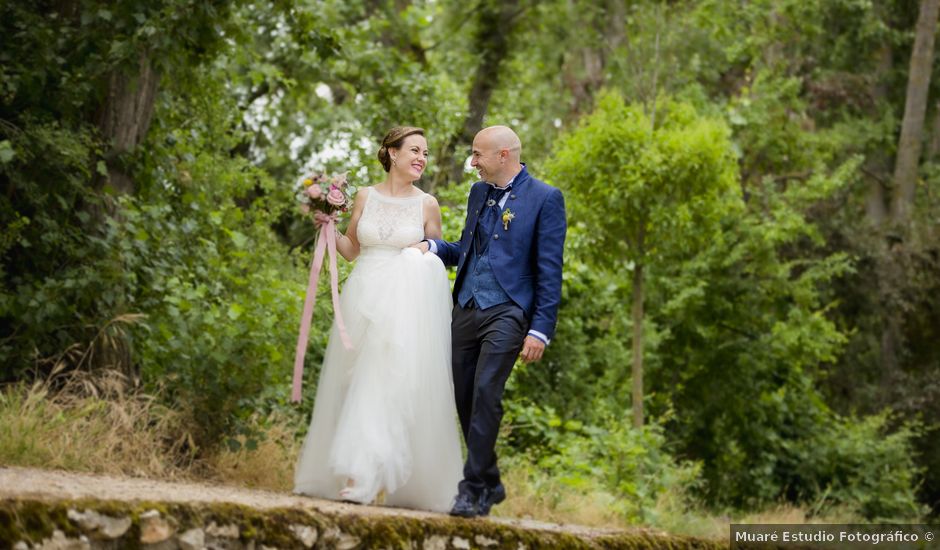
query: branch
[
  {"left": 770, "top": 170, "right": 813, "bottom": 183},
  {"left": 424, "top": 0, "right": 482, "bottom": 51},
  {"left": 0, "top": 118, "right": 22, "bottom": 136},
  {"left": 861, "top": 165, "right": 891, "bottom": 188},
  {"left": 717, "top": 321, "right": 758, "bottom": 340}
]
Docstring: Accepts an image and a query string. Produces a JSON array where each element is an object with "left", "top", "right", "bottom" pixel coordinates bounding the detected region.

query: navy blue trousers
[{"left": 451, "top": 301, "right": 527, "bottom": 498}]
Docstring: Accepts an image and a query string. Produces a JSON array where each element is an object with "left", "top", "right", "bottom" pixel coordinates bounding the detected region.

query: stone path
[{"left": 0, "top": 466, "right": 626, "bottom": 539}]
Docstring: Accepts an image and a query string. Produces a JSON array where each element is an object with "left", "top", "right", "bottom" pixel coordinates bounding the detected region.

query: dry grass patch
[
  {"left": 0, "top": 377, "right": 300, "bottom": 491},
  {"left": 0, "top": 378, "right": 195, "bottom": 478},
  {"left": 202, "top": 417, "right": 300, "bottom": 491},
  {"left": 737, "top": 503, "right": 863, "bottom": 525}
]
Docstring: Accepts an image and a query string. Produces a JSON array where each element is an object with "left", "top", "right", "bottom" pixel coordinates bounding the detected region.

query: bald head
[
  {"left": 477, "top": 126, "right": 522, "bottom": 162},
  {"left": 471, "top": 126, "right": 523, "bottom": 186}
]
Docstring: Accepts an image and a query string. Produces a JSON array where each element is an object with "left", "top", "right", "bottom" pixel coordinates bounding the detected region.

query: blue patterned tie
[{"left": 474, "top": 184, "right": 511, "bottom": 255}]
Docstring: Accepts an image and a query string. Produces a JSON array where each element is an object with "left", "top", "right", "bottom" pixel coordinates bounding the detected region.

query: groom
[{"left": 416, "top": 126, "right": 566, "bottom": 517}]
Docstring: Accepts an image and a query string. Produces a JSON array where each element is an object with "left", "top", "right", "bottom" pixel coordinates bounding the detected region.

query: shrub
[
  {"left": 502, "top": 400, "right": 702, "bottom": 524},
  {"left": 785, "top": 412, "right": 926, "bottom": 521}
]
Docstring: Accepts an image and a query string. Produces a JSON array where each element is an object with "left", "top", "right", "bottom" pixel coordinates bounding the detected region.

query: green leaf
[
  {"left": 96, "top": 160, "right": 108, "bottom": 176},
  {"left": 227, "top": 303, "right": 244, "bottom": 320},
  {"left": 229, "top": 230, "right": 248, "bottom": 249},
  {"left": 0, "top": 141, "right": 14, "bottom": 164}
]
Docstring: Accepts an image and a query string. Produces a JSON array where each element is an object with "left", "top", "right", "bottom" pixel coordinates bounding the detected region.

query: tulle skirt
[{"left": 293, "top": 246, "right": 463, "bottom": 512}]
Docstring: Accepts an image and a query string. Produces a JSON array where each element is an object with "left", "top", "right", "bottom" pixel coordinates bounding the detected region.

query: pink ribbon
[{"left": 291, "top": 211, "right": 353, "bottom": 402}]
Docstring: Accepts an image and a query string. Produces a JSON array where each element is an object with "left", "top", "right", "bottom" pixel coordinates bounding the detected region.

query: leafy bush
[
  {"left": 784, "top": 413, "right": 926, "bottom": 521},
  {"left": 502, "top": 399, "right": 702, "bottom": 524},
  {"left": 0, "top": 120, "right": 119, "bottom": 380},
  {"left": 114, "top": 194, "right": 305, "bottom": 441}
]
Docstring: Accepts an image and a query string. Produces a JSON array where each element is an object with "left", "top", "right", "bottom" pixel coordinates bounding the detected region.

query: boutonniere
[{"left": 501, "top": 208, "right": 515, "bottom": 230}]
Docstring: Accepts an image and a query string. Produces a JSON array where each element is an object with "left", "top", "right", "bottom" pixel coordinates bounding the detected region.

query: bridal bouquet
[
  {"left": 292, "top": 171, "right": 356, "bottom": 403},
  {"left": 296, "top": 172, "right": 353, "bottom": 219}
]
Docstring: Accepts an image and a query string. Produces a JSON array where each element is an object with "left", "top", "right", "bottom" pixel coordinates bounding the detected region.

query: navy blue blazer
[{"left": 433, "top": 166, "right": 567, "bottom": 340}]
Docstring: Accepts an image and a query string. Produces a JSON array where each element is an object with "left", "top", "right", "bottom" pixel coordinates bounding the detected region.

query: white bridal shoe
[{"left": 338, "top": 482, "right": 372, "bottom": 504}]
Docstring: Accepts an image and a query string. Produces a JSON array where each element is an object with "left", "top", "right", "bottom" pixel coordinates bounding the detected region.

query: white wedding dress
[{"left": 293, "top": 187, "right": 463, "bottom": 512}]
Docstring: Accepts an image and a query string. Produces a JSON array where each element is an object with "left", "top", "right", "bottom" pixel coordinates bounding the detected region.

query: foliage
[
  {"left": 546, "top": 90, "right": 739, "bottom": 266},
  {"left": 503, "top": 399, "right": 702, "bottom": 524},
  {"left": 651, "top": 162, "right": 855, "bottom": 505},
  {"left": 0, "top": 121, "right": 108, "bottom": 380},
  {"left": 0, "top": 1, "right": 330, "bottom": 442},
  {"left": 786, "top": 412, "right": 926, "bottom": 520},
  {"left": 2, "top": 0, "right": 938, "bottom": 521},
  {"left": 526, "top": 88, "right": 922, "bottom": 518}
]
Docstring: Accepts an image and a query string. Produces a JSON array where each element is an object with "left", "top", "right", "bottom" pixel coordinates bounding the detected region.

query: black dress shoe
[
  {"left": 478, "top": 484, "right": 506, "bottom": 516},
  {"left": 450, "top": 491, "right": 479, "bottom": 518}
]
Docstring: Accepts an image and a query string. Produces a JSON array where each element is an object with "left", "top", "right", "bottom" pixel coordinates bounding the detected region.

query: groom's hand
[
  {"left": 519, "top": 335, "right": 545, "bottom": 363},
  {"left": 409, "top": 240, "right": 430, "bottom": 253}
]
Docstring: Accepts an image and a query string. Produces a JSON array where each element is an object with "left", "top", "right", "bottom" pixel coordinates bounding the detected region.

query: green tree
[{"left": 546, "top": 91, "right": 739, "bottom": 427}]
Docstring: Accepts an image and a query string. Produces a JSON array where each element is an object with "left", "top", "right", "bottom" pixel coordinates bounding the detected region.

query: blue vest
[
  {"left": 457, "top": 188, "right": 512, "bottom": 311},
  {"left": 458, "top": 246, "right": 511, "bottom": 309}
]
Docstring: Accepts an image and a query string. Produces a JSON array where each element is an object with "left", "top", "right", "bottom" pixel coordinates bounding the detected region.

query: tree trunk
[
  {"left": 563, "top": 48, "right": 604, "bottom": 116},
  {"left": 431, "top": 0, "right": 520, "bottom": 191},
  {"left": 874, "top": 0, "right": 940, "bottom": 392},
  {"left": 865, "top": 44, "right": 893, "bottom": 225},
  {"left": 96, "top": 51, "right": 160, "bottom": 195},
  {"left": 561, "top": 0, "right": 625, "bottom": 117},
  {"left": 891, "top": 0, "right": 940, "bottom": 224},
  {"left": 631, "top": 259, "right": 645, "bottom": 429},
  {"left": 88, "top": 51, "right": 158, "bottom": 379},
  {"left": 631, "top": 223, "right": 646, "bottom": 429},
  {"left": 927, "top": 100, "right": 940, "bottom": 159}
]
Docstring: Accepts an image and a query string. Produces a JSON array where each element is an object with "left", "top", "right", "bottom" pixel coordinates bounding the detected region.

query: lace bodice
[{"left": 356, "top": 187, "right": 425, "bottom": 249}]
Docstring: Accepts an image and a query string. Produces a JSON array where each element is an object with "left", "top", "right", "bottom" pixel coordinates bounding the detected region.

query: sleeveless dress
[{"left": 293, "top": 187, "right": 463, "bottom": 513}]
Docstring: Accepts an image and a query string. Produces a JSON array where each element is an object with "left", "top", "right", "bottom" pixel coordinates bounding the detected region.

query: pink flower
[
  {"left": 326, "top": 186, "right": 346, "bottom": 206},
  {"left": 300, "top": 203, "right": 311, "bottom": 214},
  {"left": 332, "top": 174, "right": 348, "bottom": 188},
  {"left": 305, "top": 184, "right": 323, "bottom": 200}
]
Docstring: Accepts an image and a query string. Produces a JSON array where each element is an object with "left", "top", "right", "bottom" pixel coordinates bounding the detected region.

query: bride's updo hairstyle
[{"left": 377, "top": 126, "right": 425, "bottom": 172}]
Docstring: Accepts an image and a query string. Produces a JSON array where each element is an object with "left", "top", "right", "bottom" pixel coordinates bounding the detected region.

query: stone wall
[{"left": 1, "top": 497, "right": 722, "bottom": 550}]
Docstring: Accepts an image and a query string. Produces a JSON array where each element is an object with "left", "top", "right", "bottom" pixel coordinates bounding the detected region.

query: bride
[{"left": 293, "top": 127, "right": 463, "bottom": 512}]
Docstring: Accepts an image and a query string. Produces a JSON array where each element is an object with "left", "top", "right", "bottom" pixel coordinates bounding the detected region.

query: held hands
[
  {"left": 519, "top": 335, "right": 545, "bottom": 363},
  {"left": 410, "top": 240, "right": 431, "bottom": 254}
]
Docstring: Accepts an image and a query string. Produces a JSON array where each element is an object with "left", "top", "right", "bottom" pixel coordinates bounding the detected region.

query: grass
[
  {"left": 204, "top": 418, "right": 300, "bottom": 491},
  {"left": 495, "top": 456, "right": 730, "bottom": 540},
  {"left": 0, "top": 378, "right": 863, "bottom": 543},
  {"left": 0, "top": 378, "right": 195, "bottom": 478},
  {"left": 495, "top": 462, "right": 866, "bottom": 541},
  {"left": 498, "top": 465, "right": 624, "bottom": 527},
  {"left": 0, "top": 376, "right": 299, "bottom": 489}
]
